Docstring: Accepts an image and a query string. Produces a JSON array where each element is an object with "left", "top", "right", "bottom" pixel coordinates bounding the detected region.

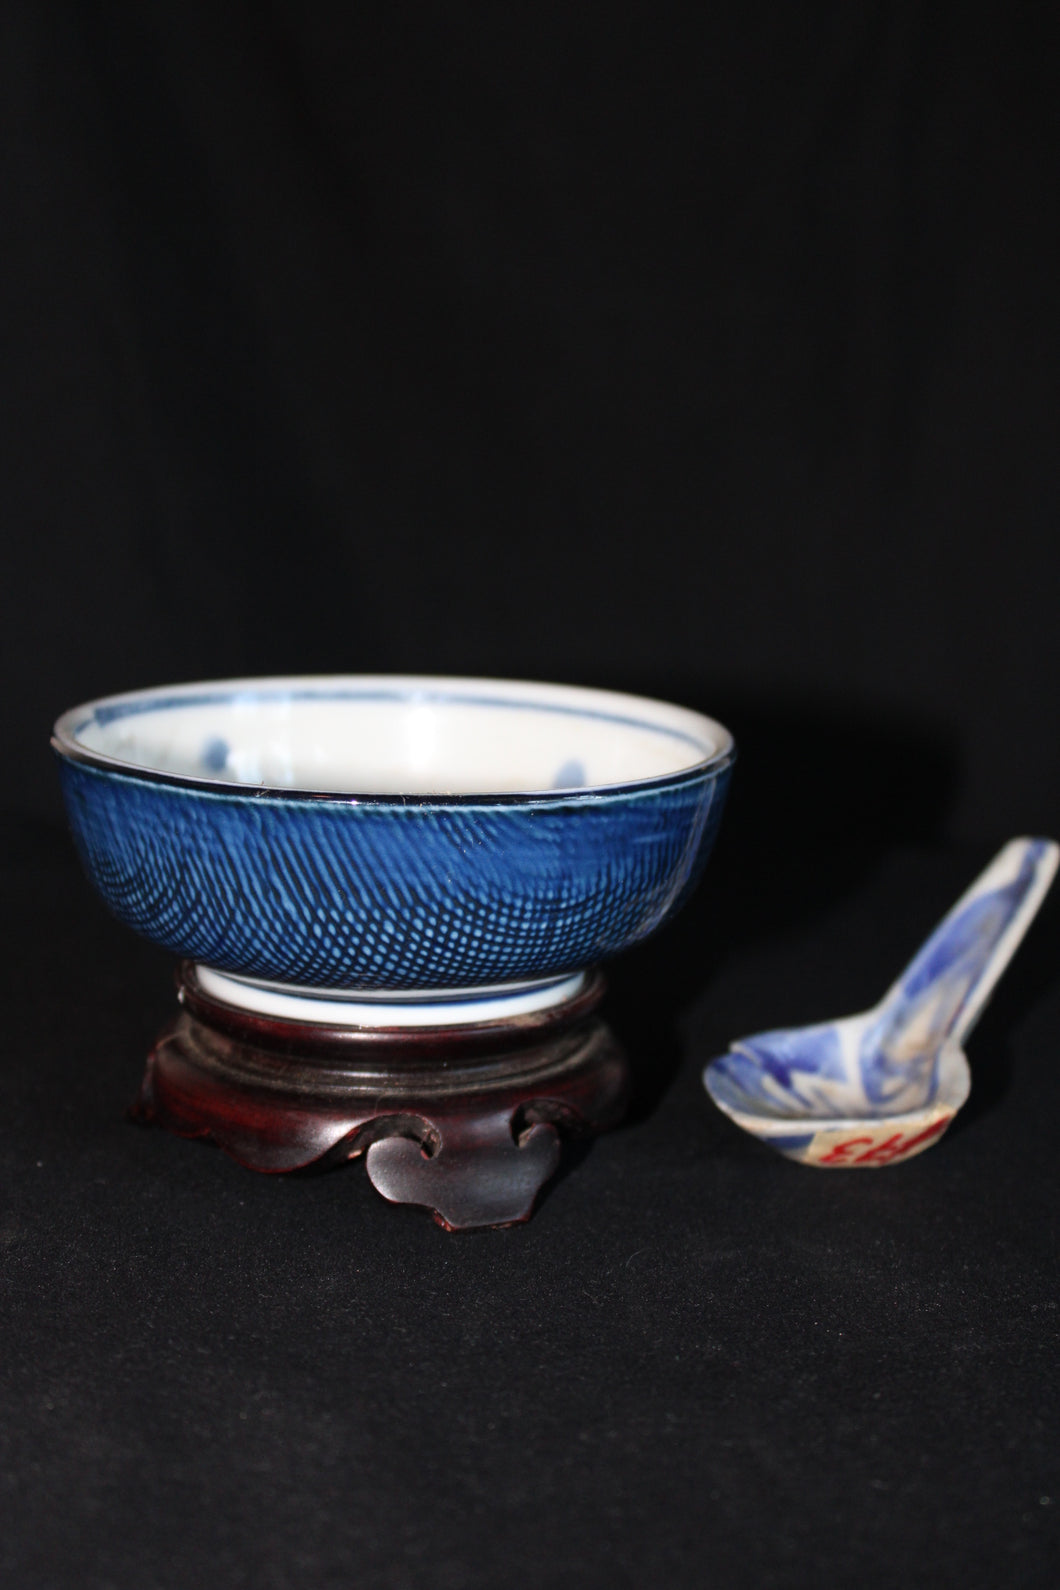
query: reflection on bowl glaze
[{"left": 54, "top": 676, "right": 734, "bottom": 993}]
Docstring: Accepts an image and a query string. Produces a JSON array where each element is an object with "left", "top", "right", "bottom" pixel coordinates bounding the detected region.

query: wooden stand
[{"left": 134, "top": 964, "right": 629, "bottom": 1230}]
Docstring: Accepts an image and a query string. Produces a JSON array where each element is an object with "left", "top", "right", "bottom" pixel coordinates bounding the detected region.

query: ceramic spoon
[{"left": 703, "top": 837, "right": 1058, "bottom": 1167}]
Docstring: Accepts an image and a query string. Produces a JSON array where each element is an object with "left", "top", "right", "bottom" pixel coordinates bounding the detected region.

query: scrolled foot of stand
[
  {"left": 134, "top": 964, "right": 629, "bottom": 1230},
  {"left": 364, "top": 1110, "right": 563, "bottom": 1230}
]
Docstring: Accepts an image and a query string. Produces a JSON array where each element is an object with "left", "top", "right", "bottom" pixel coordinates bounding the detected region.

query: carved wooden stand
[{"left": 134, "top": 964, "right": 629, "bottom": 1230}]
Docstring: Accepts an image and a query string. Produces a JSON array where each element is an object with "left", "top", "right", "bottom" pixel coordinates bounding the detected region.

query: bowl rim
[{"left": 52, "top": 673, "right": 735, "bottom": 805}]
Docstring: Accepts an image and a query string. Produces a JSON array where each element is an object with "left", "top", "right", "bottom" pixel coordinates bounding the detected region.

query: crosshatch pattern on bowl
[{"left": 59, "top": 758, "right": 731, "bottom": 989}]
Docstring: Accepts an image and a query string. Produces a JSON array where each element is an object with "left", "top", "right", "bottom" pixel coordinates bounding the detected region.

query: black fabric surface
[{"left": 2, "top": 814, "right": 1058, "bottom": 1589}]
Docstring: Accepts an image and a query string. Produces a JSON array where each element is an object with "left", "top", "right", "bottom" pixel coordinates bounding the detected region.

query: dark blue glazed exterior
[{"left": 57, "top": 758, "right": 731, "bottom": 989}]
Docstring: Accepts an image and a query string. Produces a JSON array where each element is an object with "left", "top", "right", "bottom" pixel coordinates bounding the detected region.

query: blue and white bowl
[{"left": 54, "top": 677, "right": 733, "bottom": 1021}]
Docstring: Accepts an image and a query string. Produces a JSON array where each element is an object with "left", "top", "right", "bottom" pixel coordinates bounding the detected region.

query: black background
[{"left": 2, "top": 5, "right": 1058, "bottom": 1587}]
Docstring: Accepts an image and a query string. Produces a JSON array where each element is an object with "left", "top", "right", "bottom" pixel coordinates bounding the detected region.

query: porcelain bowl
[{"left": 53, "top": 676, "right": 733, "bottom": 996}]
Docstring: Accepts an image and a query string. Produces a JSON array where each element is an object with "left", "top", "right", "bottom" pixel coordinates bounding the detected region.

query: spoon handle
[{"left": 874, "top": 837, "right": 1058, "bottom": 1055}]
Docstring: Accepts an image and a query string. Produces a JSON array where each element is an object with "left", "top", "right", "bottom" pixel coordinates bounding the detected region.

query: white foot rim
[{"left": 194, "top": 965, "right": 588, "bottom": 1029}]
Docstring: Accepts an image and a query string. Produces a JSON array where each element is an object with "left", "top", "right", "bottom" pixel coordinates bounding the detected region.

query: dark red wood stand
[{"left": 134, "top": 965, "right": 629, "bottom": 1230}]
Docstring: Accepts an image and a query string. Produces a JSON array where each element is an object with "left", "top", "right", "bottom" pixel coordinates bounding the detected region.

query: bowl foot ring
[{"left": 133, "top": 963, "right": 629, "bottom": 1230}]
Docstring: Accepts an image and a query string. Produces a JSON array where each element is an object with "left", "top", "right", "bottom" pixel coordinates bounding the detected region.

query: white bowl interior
[{"left": 61, "top": 677, "right": 730, "bottom": 796}]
